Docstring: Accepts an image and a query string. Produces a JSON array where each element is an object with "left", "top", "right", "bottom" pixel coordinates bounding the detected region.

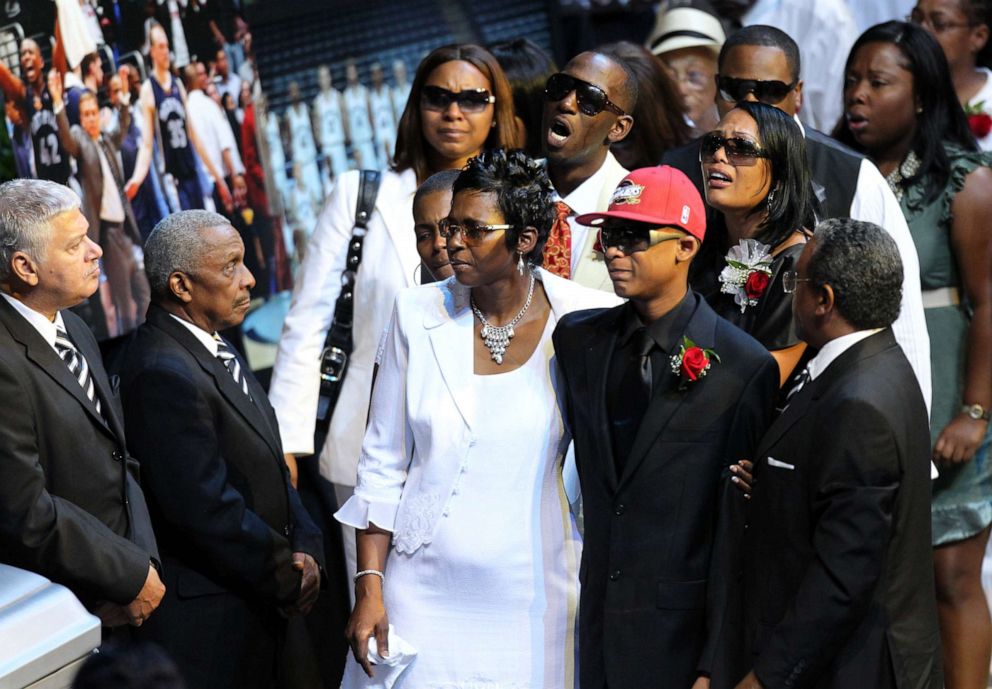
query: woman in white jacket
[
  {"left": 268, "top": 45, "right": 522, "bottom": 581},
  {"left": 337, "top": 150, "right": 620, "bottom": 688}
]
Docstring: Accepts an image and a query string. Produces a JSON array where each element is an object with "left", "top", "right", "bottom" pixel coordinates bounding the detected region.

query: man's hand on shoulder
[
  {"left": 690, "top": 675, "right": 711, "bottom": 689},
  {"left": 125, "top": 562, "right": 165, "bottom": 626}
]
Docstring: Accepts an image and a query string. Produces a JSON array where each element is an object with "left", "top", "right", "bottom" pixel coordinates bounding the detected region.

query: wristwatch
[{"left": 961, "top": 403, "right": 991, "bottom": 421}]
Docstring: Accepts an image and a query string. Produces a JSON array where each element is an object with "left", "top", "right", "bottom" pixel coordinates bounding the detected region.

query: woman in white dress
[{"left": 337, "top": 149, "right": 620, "bottom": 688}]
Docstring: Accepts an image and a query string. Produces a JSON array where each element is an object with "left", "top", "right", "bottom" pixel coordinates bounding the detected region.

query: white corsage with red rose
[{"left": 719, "top": 238, "right": 773, "bottom": 313}]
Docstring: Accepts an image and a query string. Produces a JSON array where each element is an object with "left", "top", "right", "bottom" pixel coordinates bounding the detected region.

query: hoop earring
[
  {"left": 517, "top": 252, "right": 526, "bottom": 276},
  {"left": 414, "top": 262, "right": 438, "bottom": 285}
]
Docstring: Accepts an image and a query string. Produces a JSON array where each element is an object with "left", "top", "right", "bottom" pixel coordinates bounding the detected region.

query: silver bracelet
[{"left": 354, "top": 569, "right": 385, "bottom": 585}]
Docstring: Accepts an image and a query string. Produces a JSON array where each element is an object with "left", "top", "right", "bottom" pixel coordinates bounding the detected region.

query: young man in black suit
[
  {"left": 553, "top": 166, "right": 779, "bottom": 689},
  {"left": 0, "top": 179, "right": 163, "bottom": 628},
  {"left": 735, "top": 219, "right": 940, "bottom": 689},
  {"left": 118, "top": 210, "right": 324, "bottom": 689}
]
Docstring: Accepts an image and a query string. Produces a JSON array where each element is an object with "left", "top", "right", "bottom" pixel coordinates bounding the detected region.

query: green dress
[{"left": 899, "top": 142, "right": 992, "bottom": 546}]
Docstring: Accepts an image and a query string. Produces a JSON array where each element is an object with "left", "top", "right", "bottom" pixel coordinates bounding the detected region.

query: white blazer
[
  {"left": 567, "top": 152, "right": 629, "bottom": 292},
  {"left": 335, "top": 269, "right": 621, "bottom": 554},
  {"left": 269, "top": 167, "right": 420, "bottom": 485}
]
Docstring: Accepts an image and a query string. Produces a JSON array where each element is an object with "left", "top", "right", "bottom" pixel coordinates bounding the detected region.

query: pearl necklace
[{"left": 470, "top": 272, "right": 536, "bottom": 365}]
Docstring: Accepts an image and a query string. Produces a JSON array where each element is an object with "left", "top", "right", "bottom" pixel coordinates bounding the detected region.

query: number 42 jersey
[{"left": 25, "top": 83, "right": 71, "bottom": 185}]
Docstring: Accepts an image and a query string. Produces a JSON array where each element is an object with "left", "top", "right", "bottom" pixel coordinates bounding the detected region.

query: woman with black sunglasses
[
  {"left": 268, "top": 44, "right": 522, "bottom": 643},
  {"left": 834, "top": 21, "right": 992, "bottom": 689},
  {"left": 695, "top": 100, "right": 817, "bottom": 387}
]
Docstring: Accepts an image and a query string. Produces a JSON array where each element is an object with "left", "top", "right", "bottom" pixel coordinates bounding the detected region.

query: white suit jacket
[
  {"left": 335, "top": 269, "right": 621, "bottom": 554},
  {"left": 269, "top": 168, "right": 419, "bottom": 485},
  {"left": 565, "top": 151, "right": 629, "bottom": 292}
]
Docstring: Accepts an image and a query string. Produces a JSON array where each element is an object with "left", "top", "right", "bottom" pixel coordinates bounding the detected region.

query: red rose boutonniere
[
  {"left": 670, "top": 335, "right": 721, "bottom": 391},
  {"left": 966, "top": 101, "right": 992, "bottom": 138}
]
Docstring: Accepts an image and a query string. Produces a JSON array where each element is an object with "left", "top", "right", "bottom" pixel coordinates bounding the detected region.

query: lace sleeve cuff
[{"left": 334, "top": 492, "right": 400, "bottom": 532}]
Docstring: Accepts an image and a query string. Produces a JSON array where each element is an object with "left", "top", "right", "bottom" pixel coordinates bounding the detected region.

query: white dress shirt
[
  {"left": 807, "top": 328, "right": 882, "bottom": 381},
  {"left": 743, "top": 0, "right": 859, "bottom": 133},
  {"left": 0, "top": 293, "right": 65, "bottom": 353},
  {"left": 96, "top": 142, "right": 126, "bottom": 223},
  {"left": 169, "top": 313, "right": 218, "bottom": 356},
  {"left": 187, "top": 89, "right": 245, "bottom": 178}
]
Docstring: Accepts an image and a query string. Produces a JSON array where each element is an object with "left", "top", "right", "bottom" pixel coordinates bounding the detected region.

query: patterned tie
[
  {"left": 780, "top": 366, "right": 811, "bottom": 412},
  {"left": 542, "top": 201, "right": 572, "bottom": 279},
  {"left": 54, "top": 325, "right": 102, "bottom": 415},
  {"left": 214, "top": 334, "right": 252, "bottom": 401}
]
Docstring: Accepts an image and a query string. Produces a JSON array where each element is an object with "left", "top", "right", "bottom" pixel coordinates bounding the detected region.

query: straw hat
[{"left": 647, "top": 6, "right": 727, "bottom": 57}]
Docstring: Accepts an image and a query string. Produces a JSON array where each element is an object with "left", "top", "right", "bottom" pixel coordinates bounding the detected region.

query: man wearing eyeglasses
[
  {"left": 735, "top": 218, "right": 940, "bottom": 689},
  {"left": 553, "top": 166, "right": 779, "bottom": 689},
  {"left": 661, "top": 24, "right": 933, "bottom": 420},
  {"left": 540, "top": 51, "right": 636, "bottom": 292}
]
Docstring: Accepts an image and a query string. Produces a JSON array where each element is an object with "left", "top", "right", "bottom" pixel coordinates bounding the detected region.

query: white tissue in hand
[{"left": 340, "top": 625, "right": 417, "bottom": 689}]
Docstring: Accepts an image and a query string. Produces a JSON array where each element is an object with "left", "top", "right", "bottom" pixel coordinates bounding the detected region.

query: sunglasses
[
  {"left": 544, "top": 73, "right": 626, "bottom": 117},
  {"left": 699, "top": 132, "right": 770, "bottom": 167},
  {"left": 716, "top": 75, "right": 797, "bottom": 104},
  {"left": 438, "top": 219, "right": 513, "bottom": 243},
  {"left": 421, "top": 86, "right": 495, "bottom": 114},
  {"left": 598, "top": 225, "right": 685, "bottom": 254}
]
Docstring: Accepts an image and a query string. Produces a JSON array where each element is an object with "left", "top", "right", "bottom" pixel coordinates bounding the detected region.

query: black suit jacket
[
  {"left": 554, "top": 296, "right": 779, "bottom": 689},
  {"left": 118, "top": 304, "right": 323, "bottom": 689},
  {"left": 0, "top": 296, "right": 157, "bottom": 606},
  {"left": 744, "top": 330, "right": 940, "bottom": 689}
]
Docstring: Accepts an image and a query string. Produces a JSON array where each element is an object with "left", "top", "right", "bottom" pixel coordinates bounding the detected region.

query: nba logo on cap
[{"left": 681, "top": 205, "right": 690, "bottom": 224}]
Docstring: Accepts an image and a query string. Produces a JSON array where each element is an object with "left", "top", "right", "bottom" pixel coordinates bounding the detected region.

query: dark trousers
[
  {"left": 177, "top": 175, "right": 204, "bottom": 210},
  {"left": 281, "top": 454, "right": 350, "bottom": 689}
]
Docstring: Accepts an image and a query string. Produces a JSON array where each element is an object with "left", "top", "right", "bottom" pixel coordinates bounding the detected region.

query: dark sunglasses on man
[
  {"left": 544, "top": 73, "right": 626, "bottom": 117},
  {"left": 716, "top": 75, "right": 797, "bottom": 104},
  {"left": 421, "top": 85, "right": 495, "bottom": 114},
  {"left": 699, "top": 132, "right": 771, "bottom": 167},
  {"left": 598, "top": 223, "right": 685, "bottom": 254}
]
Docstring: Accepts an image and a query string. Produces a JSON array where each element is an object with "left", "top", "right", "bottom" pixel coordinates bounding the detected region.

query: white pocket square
[{"left": 767, "top": 456, "right": 796, "bottom": 470}]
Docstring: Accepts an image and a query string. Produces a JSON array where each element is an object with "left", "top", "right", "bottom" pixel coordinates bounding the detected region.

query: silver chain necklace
[{"left": 471, "top": 272, "right": 536, "bottom": 365}]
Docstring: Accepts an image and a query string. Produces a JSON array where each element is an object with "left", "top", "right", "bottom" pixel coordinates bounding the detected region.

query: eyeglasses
[
  {"left": 906, "top": 10, "right": 973, "bottom": 33},
  {"left": 716, "top": 75, "right": 797, "bottom": 104},
  {"left": 782, "top": 270, "right": 813, "bottom": 293},
  {"left": 420, "top": 86, "right": 495, "bottom": 114},
  {"left": 598, "top": 225, "right": 685, "bottom": 254},
  {"left": 544, "top": 73, "right": 627, "bottom": 117},
  {"left": 438, "top": 219, "right": 513, "bottom": 242},
  {"left": 699, "top": 132, "right": 770, "bottom": 167}
]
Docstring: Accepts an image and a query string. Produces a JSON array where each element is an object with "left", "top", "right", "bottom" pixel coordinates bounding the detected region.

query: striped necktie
[
  {"left": 214, "top": 334, "right": 252, "bottom": 402},
  {"left": 54, "top": 325, "right": 102, "bottom": 415},
  {"left": 779, "top": 366, "right": 811, "bottom": 413}
]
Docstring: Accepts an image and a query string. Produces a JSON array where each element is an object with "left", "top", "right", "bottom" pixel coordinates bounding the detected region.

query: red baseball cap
[{"left": 575, "top": 165, "right": 706, "bottom": 241}]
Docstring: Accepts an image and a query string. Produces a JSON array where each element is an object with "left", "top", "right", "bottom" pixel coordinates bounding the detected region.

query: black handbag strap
[{"left": 314, "top": 169, "right": 381, "bottom": 438}]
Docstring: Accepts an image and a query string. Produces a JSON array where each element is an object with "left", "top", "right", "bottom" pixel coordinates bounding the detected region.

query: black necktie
[
  {"left": 611, "top": 328, "right": 655, "bottom": 475},
  {"left": 55, "top": 325, "right": 102, "bottom": 415}
]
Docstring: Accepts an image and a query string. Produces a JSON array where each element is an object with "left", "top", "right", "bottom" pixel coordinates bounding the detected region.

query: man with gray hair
[
  {"left": 737, "top": 218, "right": 940, "bottom": 689},
  {"left": 118, "top": 210, "right": 324, "bottom": 689},
  {"left": 0, "top": 178, "right": 164, "bottom": 628}
]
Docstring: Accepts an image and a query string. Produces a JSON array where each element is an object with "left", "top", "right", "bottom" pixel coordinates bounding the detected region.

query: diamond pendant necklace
[{"left": 471, "top": 272, "right": 536, "bottom": 365}]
